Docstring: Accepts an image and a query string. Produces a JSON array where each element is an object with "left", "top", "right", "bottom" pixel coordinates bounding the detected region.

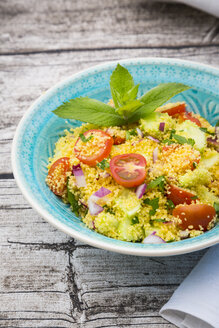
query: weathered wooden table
[{"left": 1, "top": 1, "right": 218, "bottom": 327}]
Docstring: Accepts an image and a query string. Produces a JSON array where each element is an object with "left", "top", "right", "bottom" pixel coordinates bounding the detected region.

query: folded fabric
[
  {"left": 160, "top": 244, "right": 219, "bottom": 328},
  {"left": 152, "top": 0, "right": 219, "bottom": 18}
]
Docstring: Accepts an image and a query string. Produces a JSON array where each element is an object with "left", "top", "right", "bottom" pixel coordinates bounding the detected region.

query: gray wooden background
[{"left": 0, "top": 0, "right": 219, "bottom": 327}]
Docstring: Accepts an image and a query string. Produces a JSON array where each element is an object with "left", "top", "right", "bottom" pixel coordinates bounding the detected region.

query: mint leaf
[
  {"left": 148, "top": 176, "right": 166, "bottom": 192},
  {"left": 122, "top": 84, "right": 139, "bottom": 103},
  {"left": 151, "top": 218, "right": 167, "bottom": 223},
  {"left": 116, "top": 99, "right": 144, "bottom": 118},
  {"left": 53, "top": 97, "right": 125, "bottom": 127},
  {"left": 79, "top": 133, "right": 93, "bottom": 143},
  {"left": 129, "top": 83, "right": 191, "bottom": 122},
  {"left": 165, "top": 199, "right": 175, "bottom": 210},
  {"left": 67, "top": 180, "right": 80, "bottom": 216},
  {"left": 110, "top": 64, "right": 135, "bottom": 107}
]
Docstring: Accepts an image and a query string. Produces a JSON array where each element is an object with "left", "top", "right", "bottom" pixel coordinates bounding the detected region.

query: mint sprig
[{"left": 53, "top": 64, "right": 191, "bottom": 127}]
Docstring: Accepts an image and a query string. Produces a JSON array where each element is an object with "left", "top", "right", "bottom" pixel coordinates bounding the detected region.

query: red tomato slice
[
  {"left": 47, "top": 157, "right": 70, "bottom": 196},
  {"left": 74, "top": 129, "right": 113, "bottom": 166},
  {"left": 161, "top": 103, "right": 186, "bottom": 116},
  {"left": 173, "top": 204, "right": 216, "bottom": 231},
  {"left": 166, "top": 184, "right": 198, "bottom": 206},
  {"left": 179, "top": 112, "right": 201, "bottom": 127},
  {"left": 110, "top": 153, "right": 147, "bottom": 188}
]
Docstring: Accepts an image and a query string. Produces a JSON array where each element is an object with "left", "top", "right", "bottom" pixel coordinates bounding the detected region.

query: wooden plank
[
  {"left": 0, "top": 0, "right": 218, "bottom": 54},
  {"left": 0, "top": 245, "right": 76, "bottom": 327}
]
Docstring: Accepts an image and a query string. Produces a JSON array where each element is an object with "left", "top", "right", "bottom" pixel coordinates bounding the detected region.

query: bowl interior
[{"left": 13, "top": 59, "right": 219, "bottom": 256}]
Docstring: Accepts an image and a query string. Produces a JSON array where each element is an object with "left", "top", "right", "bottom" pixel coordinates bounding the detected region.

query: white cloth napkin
[
  {"left": 153, "top": 0, "right": 219, "bottom": 18},
  {"left": 160, "top": 244, "right": 219, "bottom": 328}
]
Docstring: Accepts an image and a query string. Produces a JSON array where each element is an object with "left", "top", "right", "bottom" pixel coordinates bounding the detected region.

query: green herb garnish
[
  {"left": 103, "top": 205, "right": 115, "bottom": 215},
  {"left": 131, "top": 216, "right": 139, "bottom": 225},
  {"left": 151, "top": 218, "right": 167, "bottom": 223},
  {"left": 191, "top": 195, "right": 198, "bottom": 200},
  {"left": 162, "top": 139, "right": 176, "bottom": 145},
  {"left": 165, "top": 199, "right": 175, "bottom": 210},
  {"left": 126, "top": 129, "right": 137, "bottom": 140},
  {"left": 199, "top": 127, "right": 215, "bottom": 136},
  {"left": 67, "top": 179, "right": 80, "bottom": 216},
  {"left": 170, "top": 129, "right": 176, "bottom": 139},
  {"left": 79, "top": 133, "right": 93, "bottom": 143},
  {"left": 148, "top": 176, "right": 166, "bottom": 192},
  {"left": 193, "top": 162, "right": 198, "bottom": 168},
  {"left": 144, "top": 197, "right": 159, "bottom": 216},
  {"left": 172, "top": 134, "right": 195, "bottom": 147},
  {"left": 97, "top": 159, "right": 110, "bottom": 170},
  {"left": 214, "top": 202, "right": 219, "bottom": 216},
  {"left": 53, "top": 64, "right": 191, "bottom": 126}
]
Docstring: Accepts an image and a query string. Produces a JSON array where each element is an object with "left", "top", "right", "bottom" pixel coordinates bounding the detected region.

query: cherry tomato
[
  {"left": 110, "top": 153, "right": 147, "bottom": 188},
  {"left": 161, "top": 103, "right": 186, "bottom": 116},
  {"left": 74, "top": 129, "right": 113, "bottom": 166},
  {"left": 166, "top": 184, "right": 198, "bottom": 206},
  {"left": 113, "top": 136, "right": 126, "bottom": 145},
  {"left": 179, "top": 112, "right": 201, "bottom": 127},
  {"left": 173, "top": 204, "right": 216, "bottom": 231},
  {"left": 47, "top": 157, "right": 70, "bottom": 196}
]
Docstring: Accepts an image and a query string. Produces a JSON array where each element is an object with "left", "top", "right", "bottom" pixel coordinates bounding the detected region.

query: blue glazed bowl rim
[{"left": 11, "top": 57, "right": 219, "bottom": 256}]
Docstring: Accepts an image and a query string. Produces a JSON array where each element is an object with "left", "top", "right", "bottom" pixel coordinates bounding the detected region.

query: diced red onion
[
  {"left": 153, "top": 147, "right": 158, "bottom": 163},
  {"left": 79, "top": 200, "right": 88, "bottom": 208},
  {"left": 93, "top": 187, "right": 111, "bottom": 198},
  {"left": 88, "top": 199, "right": 104, "bottom": 216},
  {"left": 72, "top": 164, "right": 86, "bottom": 187},
  {"left": 147, "top": 136, "right": 160, "bottom": 143},
  {"left": 163, "top": 221, "right": 172, "bottom": 225},
  {"left": 159, "top": 122, "right": 165, "bottom": 132},
  {"left": 136, "top": 128, "right": 143, "bottom": 138},
  {"left": 207, "top": 137, "right": 219, "bottom": 152},
  {"left": 143, "top": 231, "right": 166, "bottom": 244},
  {"left": 92, "top": 221, "right": 96, "bottom": 230},
  {"left": 135, "top": 183, "right": 147, "bottom": 199}
]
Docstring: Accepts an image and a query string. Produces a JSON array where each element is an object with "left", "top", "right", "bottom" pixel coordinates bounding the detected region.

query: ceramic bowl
[{"left": 12, "top": 58, "right": 219, "bottom": 256}]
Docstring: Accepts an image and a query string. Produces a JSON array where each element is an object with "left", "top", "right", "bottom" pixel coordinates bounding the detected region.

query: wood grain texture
[{"left": 0, "top": 0, "right": 218, "bottom": 326}]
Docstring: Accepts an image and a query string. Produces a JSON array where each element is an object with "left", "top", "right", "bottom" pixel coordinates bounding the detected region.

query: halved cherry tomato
[
  {"left": 110, "top": 153, "right": 147, "bottom": 188},
  {"left": 166, "top": 184, "right": 198, "bottom": 206},
  {"left": 179, "top": 112, "right": 201, "bottom": 127},
  {"left": 47, "top": 157, "right": 70, "bottom": 196},
  {"left": 161, "top": 103, "right": 186, "bottom": 116},
  {"left": 173, "top": 204, "right": 216, "bottom": 231},
  {"left": 74, "top": 129, "right": 113, "bottom": 166}
]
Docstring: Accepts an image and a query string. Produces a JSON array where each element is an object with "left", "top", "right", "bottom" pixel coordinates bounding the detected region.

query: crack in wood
[
  {"left": 7, "top": 239, "right": 77, "bottom": 252},
  {"left": 1, "top": 43, "right": 219, "bottom": 57}
]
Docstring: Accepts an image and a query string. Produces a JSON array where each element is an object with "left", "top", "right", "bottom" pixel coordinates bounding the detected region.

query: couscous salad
[{"left": 46, "top": 64, "right": 219, "bottom": 244}]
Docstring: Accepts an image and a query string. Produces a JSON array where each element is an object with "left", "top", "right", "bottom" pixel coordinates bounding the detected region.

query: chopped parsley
[
  {"left": 162, "top": 139, "right": 176, "bottom": 145},
  {"left": 79, "top": 133, "right": 93, "bottom": 143},
  {"left": 67, "top": 179, "right": 80, "bottom": 216},
  {"left": 191, "top": 195, "right": 198, "bottom": 200},
  {"left": 126, "top": 129, "right": 137, "bottom": 140},
  {"left": 144, "top": 197, "right": 159, "bottom": 216},
  {"left": 151, "top": 218, "right": 166, "bottom": 223},
  {"left": 170, "top": 129, "right": 176, "bottom": 139},
  {"left": 165, "top": 199, "right": 175, "bottom": 210},
  {"left": 172, "top": 134, "right": 195, "bottom": 147},
  {"left": 131, "top": 216, "right": 139, "bottom": 225},
  {"left": 103, "top": 205, "right": 115, "bottom": 215},
  {"left": 148, "top": 176, "right": 166, "bottom": 192},
  {"left": 97, "top": 159, "right": 110, "bottom": 170},
  {"left": 214, "top": 202, "right": 219, "bottom": 216},
  {"left": 193, "top": 162, "right": 198, "bottom": 168},
  {"left": 199, "top": 127, "right": 215, "bottom": 136}
]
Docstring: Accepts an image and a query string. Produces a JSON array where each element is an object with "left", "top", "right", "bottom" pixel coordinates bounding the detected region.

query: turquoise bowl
[{"left": 12, "top": 58, "right": 219, "bottom": 256}]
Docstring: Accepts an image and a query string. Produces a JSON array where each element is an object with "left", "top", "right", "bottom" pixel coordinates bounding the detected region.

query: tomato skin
[
  {"left": 74, "top": 129, "right": 113, "bottom": 166},
  {"left": 179, "top": 112, "right": 201, "bottom": 127},
  {"left": 173, "top": 204, "right": 216, "bottom": 231},
  {"left": 113, "top": 136, "right": 126, "bottom": 145},
  {"left": 166, "top": 184, "right": 198, "bottom": 206},
  {"left": 110, "top": 153, "right": 147, "bottom": 188},
  {"left": 161, "top": 103, "right": 186, "bottom": 116},
  {"left": 47, "top": 157, "right": 70, "bottom": 196}
]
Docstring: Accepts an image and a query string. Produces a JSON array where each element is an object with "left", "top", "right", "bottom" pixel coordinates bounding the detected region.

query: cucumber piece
[
  {"left": 200, "top": 150, "right": 219, "bottom": 169},
  {"left": 176, "top": 121, "right": 207, "bottom": 151}
]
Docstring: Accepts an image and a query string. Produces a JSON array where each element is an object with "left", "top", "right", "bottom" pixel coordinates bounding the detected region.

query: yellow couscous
[{"left": 46, "top": 101, "right": 219, "bottom": 244}]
